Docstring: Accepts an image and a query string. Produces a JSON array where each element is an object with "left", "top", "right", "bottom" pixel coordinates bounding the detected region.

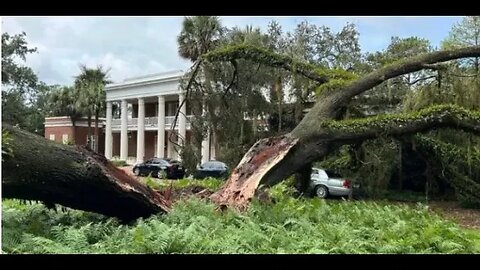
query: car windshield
[{"left": 325, "top": 170, "right": 342, "bottom": 178}]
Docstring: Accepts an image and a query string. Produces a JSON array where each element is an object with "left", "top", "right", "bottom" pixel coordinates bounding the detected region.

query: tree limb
[
  {"left": 408, "top": 75, "right": 437, "bottom": 86},
  {"left": 201, "top": 44, "right": 355, "bottom": 84},
  {"left": 421, "top": 63, "right": 448, "bottom": 70},
  {"left": 293, "top": 46, "right": 480, "bottom": 138},
  {"left": 169, "top": 60, "right": 203, "bottom": 149},
  {"left": 333, "top": 46, "right": 480, "bottom": 104},
  {"left": 319, "top": 105, "right": 480, "bottom": 143}
]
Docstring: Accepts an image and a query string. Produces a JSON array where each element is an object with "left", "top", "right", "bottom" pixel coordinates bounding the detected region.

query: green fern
[{"left": 2, "top": 196, "right": 479, "bottom": 254}]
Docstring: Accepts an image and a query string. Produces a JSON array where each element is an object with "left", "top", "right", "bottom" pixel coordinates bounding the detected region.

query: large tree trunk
[
  {"left": 207, "top": 45, "right": 480, "bottom": 211},
  {"left": 2, "top": 124, "right": 169, "bottom": 222}
]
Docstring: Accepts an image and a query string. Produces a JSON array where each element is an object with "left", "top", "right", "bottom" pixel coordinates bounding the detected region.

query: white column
[
  {"left": 167, "top": 131, "right": 174, "bottom": 158},
  {"left": 105, "top": 101, "right": 113, "bottom": 159},
  {"left": 201, "top": 130, "right": 210, "bottom": 164},
  {"left": 136, "top": 98, "right": 145, "bottom": 163},
  {"left": 210, "top": 131, "right": 216, "bottom": 160},
  {"left": 120, "top": 99, "right": 128, "bottom": 161},
  {"left": 157, "top": 96, "right": 165, "bottom": 158},
  {"left": 178, "top": 93, "right": 186, "bottom": 146}
]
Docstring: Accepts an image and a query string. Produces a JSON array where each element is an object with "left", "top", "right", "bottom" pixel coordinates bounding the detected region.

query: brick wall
[
  {"left": 45, "top": 126, "right": 74, "bottom": 144},
  {"left": 45, "top": 123, "right": 104, "bottom": 153}
]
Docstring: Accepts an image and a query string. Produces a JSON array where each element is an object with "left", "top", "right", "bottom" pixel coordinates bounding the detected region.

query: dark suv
[{"left": 133, "top": 158, "right": 185, "bottom": 179}]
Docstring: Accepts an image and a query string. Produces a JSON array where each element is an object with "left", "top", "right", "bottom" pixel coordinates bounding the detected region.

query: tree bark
[
  {"left": 206, "top": 45, "right": 480, "bottom": 211},
  {"left": 210, "top": 135, "right": 298, "bottom": 211},
  {"left": 2, "top": 124, "right": 169, "bottom": 222},
  {"left": 294, "top": 163, "right": 313, "bottom": 195}
]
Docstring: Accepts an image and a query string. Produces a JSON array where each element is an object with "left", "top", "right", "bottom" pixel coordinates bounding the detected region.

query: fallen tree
[
  {"left": 202, "top": 45, "right": 480, "bottom": 211},
  {"left": 2, "top": 46, "right": 480, "bottom": 220},
  {"left": 2, "top": 124, "right": 170, "bottom": 222}
]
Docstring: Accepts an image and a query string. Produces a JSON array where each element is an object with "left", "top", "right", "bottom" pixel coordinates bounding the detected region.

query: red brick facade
[{"left": 44, "top": 117, "right": 105, "bottom": 154}]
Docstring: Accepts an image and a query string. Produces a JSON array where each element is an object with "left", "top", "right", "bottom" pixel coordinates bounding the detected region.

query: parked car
[
  {"left": 194, "top": 161, "right": 228, "bottom": 179},
  {"left": 309, "top": 168, "right": 356, "bottom": 199},
  {"left": 132, "top": 158, "right": 185, "bottom": 179}
]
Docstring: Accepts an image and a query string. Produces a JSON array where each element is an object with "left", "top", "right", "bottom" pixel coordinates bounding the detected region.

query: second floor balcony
[{"left": 111, "top": 115, "right": 193, "bottom": 131}]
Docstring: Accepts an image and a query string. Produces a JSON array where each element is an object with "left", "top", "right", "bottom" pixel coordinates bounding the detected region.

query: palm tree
[
  {"left": 48, "top": 86, "right": 82, "bottom": 143},
  {"left": 74, "top": 65, "right": 111, "bottom": 151},
  {"left": 177, "top": 16, "right": 223, "bottom": 62},
  {"left": 177, "top": 16, "right": 224, "bottom": 162}
]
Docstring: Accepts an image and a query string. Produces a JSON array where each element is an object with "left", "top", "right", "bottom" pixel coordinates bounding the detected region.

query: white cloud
[
  {"left": 1, "top": 16, "right": 463, "bottom": 86},
  {"left": 2, "top": 17, "right": 23, "bottom": 34}
]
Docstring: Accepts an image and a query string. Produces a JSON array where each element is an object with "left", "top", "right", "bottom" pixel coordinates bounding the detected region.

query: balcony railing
[{"left": 111, "top": 115, "right": 193, "bottom": 130}]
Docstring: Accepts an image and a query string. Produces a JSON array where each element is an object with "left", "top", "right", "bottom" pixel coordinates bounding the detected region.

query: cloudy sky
[{"left": 2, "top": 16, "right": 463, "bottom": 86}]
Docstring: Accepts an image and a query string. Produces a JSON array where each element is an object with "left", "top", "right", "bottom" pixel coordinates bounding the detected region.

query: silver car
[{"left": 309, "top": 168, "right": 352, "bottom": 198}]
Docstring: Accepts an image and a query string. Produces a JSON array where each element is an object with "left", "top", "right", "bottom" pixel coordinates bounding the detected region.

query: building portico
[{"left": 104, "top": 70, "right": 215, "bottom": 164}]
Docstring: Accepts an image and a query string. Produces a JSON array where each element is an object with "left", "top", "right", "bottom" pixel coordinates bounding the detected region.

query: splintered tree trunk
[
  {"left": 211, "top": 136, "right": 297, "bottom": 209},
  {"left": 210, "top": 122, "right": 332, "bottom": 211},
  {"left": 2, "top": 124, "right": 169, "bottom": 221}
]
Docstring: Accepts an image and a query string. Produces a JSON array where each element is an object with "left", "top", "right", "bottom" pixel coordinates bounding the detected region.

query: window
[
  {"left": 325, "top": 170, "right": 342, "bottom": 178},
  {"left": 49, "top": 134, "right": 55, "bottom": 141},
  {"left": 318, "top": 169, "right": 328, "bottom": 179},
  {"left": 62, "top": 134, "right": 69, "bottom": 144}
]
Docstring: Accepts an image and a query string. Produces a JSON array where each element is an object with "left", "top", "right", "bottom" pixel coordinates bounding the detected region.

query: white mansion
[{"left": 104, "top": 70, "right": 215, "bottom": 164}]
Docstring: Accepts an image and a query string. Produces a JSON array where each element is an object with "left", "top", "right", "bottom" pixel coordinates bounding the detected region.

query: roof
[{"left": 105, "top": 70, "right": 184, "bottom": 91}]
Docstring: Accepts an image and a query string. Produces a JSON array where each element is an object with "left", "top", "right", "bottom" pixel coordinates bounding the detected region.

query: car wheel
[
  {"left": 133, "top": 168, "right": 140, "bottom": 176},
  {"left": 315, "top": 185, "right": 328, "bottom": 199},
  {"left": 157, "top": 170, "right": 167, "bottom": 179}
]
